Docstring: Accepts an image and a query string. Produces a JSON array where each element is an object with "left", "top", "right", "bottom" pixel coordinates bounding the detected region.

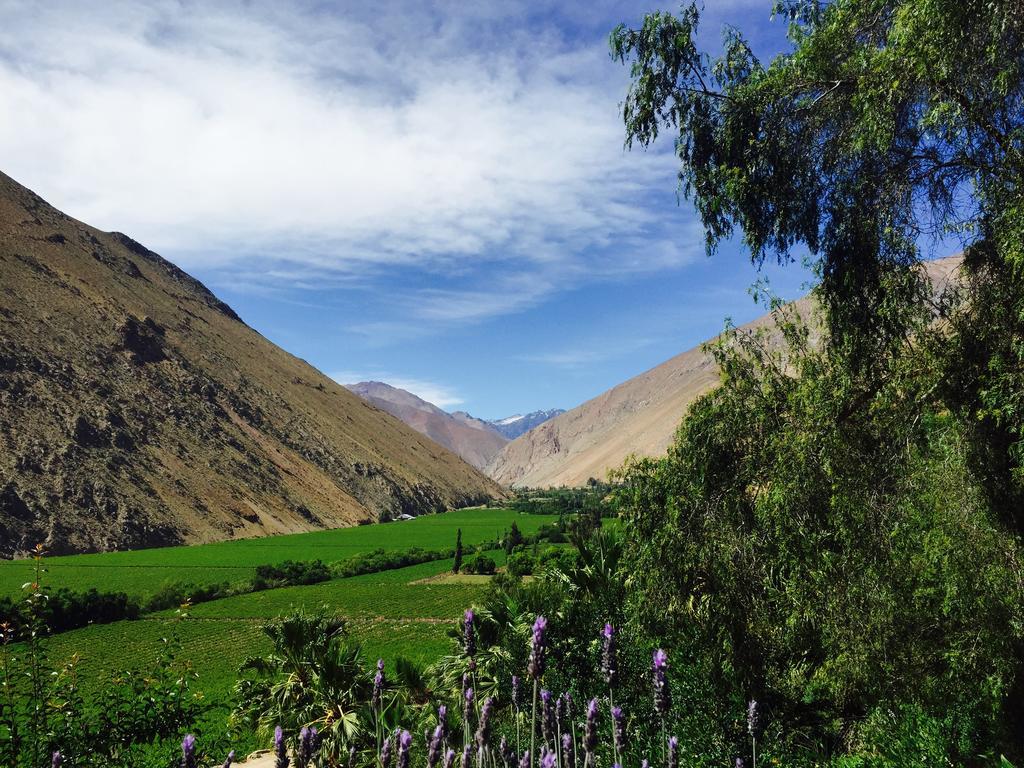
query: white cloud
[
  {"left": 331, "top": 371, "right": 464, "bottom": 409},
  {"left": 0, "top": 0, "right": 676, "bottom": 278}
]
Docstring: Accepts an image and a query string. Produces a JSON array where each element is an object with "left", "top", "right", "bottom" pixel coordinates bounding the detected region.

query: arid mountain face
[
  {"left": 345, "top": 382, "right": 509, "bottom": 470},
  {"left": 0, "top": 172, "right": 505, "bottom": 557},
  {"left": 487, "top": 256, "right": 964, "bottom": 488}
]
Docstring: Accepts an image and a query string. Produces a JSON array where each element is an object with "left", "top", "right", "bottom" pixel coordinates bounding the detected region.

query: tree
[
  {"left": 610, "top": 0, "right": 1024, "bottom": 762},
  {"left": 504, "top": 521, "right": 524, "bottom": 554},
  {"left": 453, "top": 528, "right": 463, "bottom": 574}
]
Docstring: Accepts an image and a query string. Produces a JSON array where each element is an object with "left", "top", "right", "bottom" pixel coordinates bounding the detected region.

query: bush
[
  {"left": 252, "top": 560, "right": 331, "bottom": 590},
  {"left": 463, "top": 554, "right": 496, "bottom": 575},
  {"left": 505, "top": 551, "right": 535, "bottom": 577}
]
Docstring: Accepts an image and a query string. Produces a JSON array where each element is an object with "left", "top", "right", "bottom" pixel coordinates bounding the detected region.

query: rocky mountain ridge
[{"left": 0, "top": 171, "right": 504, "bottom": 557}]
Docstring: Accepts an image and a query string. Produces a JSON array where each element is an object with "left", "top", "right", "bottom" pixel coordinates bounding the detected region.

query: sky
[{"left": 0, "top": 0, "right": 823, "bottom": 418}]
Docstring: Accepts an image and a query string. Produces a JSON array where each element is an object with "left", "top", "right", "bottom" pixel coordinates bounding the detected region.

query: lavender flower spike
[
  {"left": 182, "top": 734, "right": 198, "bottom": 768},
  {"left": 500, "top": 736, "right": 514, "bottom": 768},
  {"left": 561, "top": 732, "right": 576, "bottom": 768},
  {"left": 461, "top": 743, "right": 472, "bottom": 768},
  {"left": 476, "top": 696, "right": 495, "bottom": 751},
  {"left": 667, "top": 736, "right": 679, "bottom": 768},
  {"left": 601, "top": 623, "right": 617, "bottom": 687},
  {"left": 583, "top": 698, "right": 599, "bottom": 763},
  {"left": 373, "top": 659, "right": 386, "bottom": 711},
  {"left": 381, "top": 734, "right": 394, "bottom": 768},
  {"left": 641, "top": 760, "right": 650, "bottom": 768},
  {"left": 275, "top": 726, "right": 290, "bottom": 768},
  {"left": 463, "top": 609, "right": 476, "bottom": 658},
  {"left": 397, "top": 730, "right": 413, "bottom": 768},
  {"left": 747, "top": 699, "right": 763, "bottom": 738},
  {"left": 52, "top": 752, "right": 62, "bottom": 768},
  {"left": 223, "top": 750, "right": 236, "bottom": 768},
  {"left": 528, "top": 615, "right": 548, "bottom": 679},
  {"left": 511, "top": 675, "right": 521, "bottom": 710},
  {"left": 652, "top": 649, "right": 671, "bottom": 715},
  {"left": 443, "top": 749, "right": 457, "bottom": 768},
  {"left": 540, "top": 688, "right": 555, "bottom": 746},
  {"left": 611, "top": 705, "right": 625, "bottom": 752},
  {"left": 463, "top": 687, "right": 475, "bottom": 730},
  {"left": 735, "top": 759, "right": 747, "bottom": 768},
  {"left": 428, "top": 725, "right": 444, "bottom": 768},
  {"left": 541, "top": 748, "right": 557, "bottom": 768},
  {"left": 518, "top": 751, "right": 530, "bottom": 768}
]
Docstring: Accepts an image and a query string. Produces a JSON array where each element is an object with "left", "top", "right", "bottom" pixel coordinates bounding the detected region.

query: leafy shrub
[
  {"left": 505, "top": 551, "right": 535, "bottom": 577},
  {"left": 463, "top": 554, "right": 497, "bottom": 575},
  {"left": 252, "top": 560, "right": 331, "bottom": 590}
]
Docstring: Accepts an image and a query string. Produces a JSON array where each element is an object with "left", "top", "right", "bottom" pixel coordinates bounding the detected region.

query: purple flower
[
  {"left": 500, "top": 736, "right": 515, "bottom": 768},
  {"left": 667, "top": 736, "right": 678, "bottom": 768},
  {"left": 528, "top": 616, "right": 548, "bottom": 680},
  {"left": 463, "top": 687, "right": 475, "bottom": 730},
  {"left": 476, "top": 696, "right": 495, "bottom": 751},
  {"left": 517, "top": 751, "right": 530, "bottom": 768},
  {"left": 437, "top": 703, "right": 449, "bottom": 746},
  {"left": 641, "top": 760, "right": 650, "bottom": 768},
  {"left": 583, "top": 698, "right": 599, "bottom": 760},
  {"left": 381, "top": 734, "right": 394, "bottom": 768},
  {"left": 561, "top": 732, "right": 576, "bottom": 768},
  {"left": 428, "top": 725, "right": 444, "bottom": 768},
  {"left": 734, "top": 759, "right": 747, "bottom": 768},
  {"left": 222, "top": 751, "right": 236, "bottom": 768},
  {"left": 373, "top": 659, "right": 386, "bottom": 711},
  {"left": 652, "top": 649, "right": 670, "bottom": 716},
  {"left": 611, "top": 705, "right": 625, "bottom": 752},
  {"left": 747, "top": 699, "right": 763, "bottom": 738},
  {"left": 511, "top": 675, "right": 521, "bottom": 710},
  {"left": 443, "top": 749, "right": 457, "bottom": 768},
  {"left": 463, "top": 609, "right": 476, "bottom": 658},
  {"left": 540, "top": 748, "right": 557, "bottom": 768},
  {"left": 601, "top": 623, "right": 617, "bottom": 687},
  {"left": 297, "top": 726, "right": 320, "bottom": 768},
  {"left": 182, "top": 734, "right": 198, "bottom": 768},
  {"left": 540, "top": 688, "right": 555, "bottom": 746},
  {"left": 397, "top": 730, "right": 413, "bottom": 768},
  {"left": 52, "top": 752, "right": 62, "bottom": 768},
  {"left": 461, "top": 743, "right": 472, "bottom": 768},
  {"left": 275, "top": 726, "right": 290, "bottom": 768}
]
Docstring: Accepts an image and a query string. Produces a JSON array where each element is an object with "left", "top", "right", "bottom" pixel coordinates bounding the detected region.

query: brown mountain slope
[
  {"left": 487, "top": 256, "right": 963, "bottom": 488},
  {"left": 345, "top": 382, "right": 509, "bottom": 470},
  {"left": 0, "top": 171, "right": 505, "bottom": 557}
]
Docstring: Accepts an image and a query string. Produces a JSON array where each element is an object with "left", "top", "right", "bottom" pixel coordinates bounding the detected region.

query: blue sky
[{"left": 1, "top": 1, "right": 822, "bottom": 417}]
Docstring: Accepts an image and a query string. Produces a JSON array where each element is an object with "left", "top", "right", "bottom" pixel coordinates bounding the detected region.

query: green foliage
[
  {"left": 505, "top": 551, "right": 535, "bottom": 578},
  {"left": 252, "top": 559, "right": 332, "bottom": 590},
  {"left": 463, "top": 554, "right": 497, "bottom": 575},
  {"left": 454, "top": 529, "right": 464, "bottom": 574},
  {"left": 233, "top": 609, "right": 370, "bottom": 761},
  {"left": 611, "top": 0, "right": 1024, "bottom": 762},
  {"left": 0, "top": 554, "right": 208, "bottom": 767}
]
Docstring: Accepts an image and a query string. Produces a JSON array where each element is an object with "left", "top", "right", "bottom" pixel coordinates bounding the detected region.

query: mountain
[
  {"left": 345, "top": 382, "right": 509, "bottom": 469},
  {"left": 0, "top": 171, "right": 505, "bottom": 557},
  {"left": 487, "top": 410, "right": 565, "bottom": 440},
  {"left": 486, "top": 256, "right": 963, "bottom": 488}
]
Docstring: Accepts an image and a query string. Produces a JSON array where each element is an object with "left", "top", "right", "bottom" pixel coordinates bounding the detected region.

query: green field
[
  {"left": 32, "top": 552, "right": 494, "bottom": 758},
  {"left": 0, "top": 507, "right": 556, "bottom": 598},
  {"left": 44, "top": 553, "right": 492, "bottom": 700}
]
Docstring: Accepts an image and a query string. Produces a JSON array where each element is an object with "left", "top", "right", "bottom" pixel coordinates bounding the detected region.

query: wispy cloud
[
  {"left": 330, "top": 370, "right": 464, "bottom": 409},
  {"left": 520, "top": 336, "right": 658, "bottom": 370},
  {"left": 0, "top": 2, "right": 674, "bottom": 277}
]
